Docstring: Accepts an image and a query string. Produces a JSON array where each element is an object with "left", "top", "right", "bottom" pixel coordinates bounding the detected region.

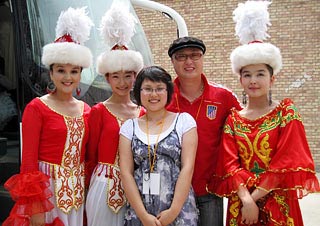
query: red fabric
[
  {"left": 207, "top": 98, "right": 320, "bottom": 225},
  {"left": 55, "top": 34, "right": 77, "bottom": 44},
  {"left": 3, "top": 216, "right": 64, "bottom": 226},
  {"left": 207, "top": 168, "right": 255, "bottom": 197},
  {"left": 85, "top": 103, "right": 118, "bottom": 187},
  {"left": 86, "top": 103, "right": 120, "bottom": 170},
  {"left": 4, "top": 171, "right": 53, "bottom": 208},
  {"left": 20, "top": 98, "right": 90, "bottom": 173},
  {"left": 3, "top": 171, "right": 54, "bottom": 225},
  {"left": 167, "top": 74, "right": 241, "bottom": 196},
  {"left": 4, "top": 97, "right": 90, "bottom": 225},
  {"left": 2, "top": 216, "right": 30, "bottom": 226},
  {"left": 111, "top": 44, "right": 128, "bottom": 50},
  {"left": 85, "top": 103, "right": 145, "bottom": 188},
  {"left": 45, "top": 217, "right": 65, "bottom": 226}
]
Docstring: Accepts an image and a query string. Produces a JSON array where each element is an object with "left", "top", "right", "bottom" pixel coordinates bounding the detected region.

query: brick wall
[{"left": 134, "top": 0, "right": 320, "bottom": 170}]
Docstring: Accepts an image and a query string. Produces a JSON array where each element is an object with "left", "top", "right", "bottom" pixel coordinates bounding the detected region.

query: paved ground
[
  {"left": 0, "top": 170, "right": 318, "bottom": 225},
  {"left": 299, "top": 173, "right": 320, "bottom": 226},
  {"left": 299, "top": 192, "right": 320, "bottom": 226},
  {"left": 223, "top": 173, "right": 320, "bottom": 226}
]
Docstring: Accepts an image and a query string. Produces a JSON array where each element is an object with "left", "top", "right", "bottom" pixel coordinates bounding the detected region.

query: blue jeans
[{"left": 196, "top": 194, "right": 223, "bottom": 226}]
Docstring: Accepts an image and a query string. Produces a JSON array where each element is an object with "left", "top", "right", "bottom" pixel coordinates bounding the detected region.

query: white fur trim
[
  {"left": 230, "top": 42, "right": 282, "bottom": 75},
  {"left": 96, "top": 50, "right": 144, "bottom": 75},
  {"left": 42, "top": 42, "right": 92, "bottom": 68}
]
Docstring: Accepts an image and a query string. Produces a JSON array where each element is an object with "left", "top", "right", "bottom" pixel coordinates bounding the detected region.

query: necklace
[{"left": 146, "top": 111, "right": 166, "bottom": 173}]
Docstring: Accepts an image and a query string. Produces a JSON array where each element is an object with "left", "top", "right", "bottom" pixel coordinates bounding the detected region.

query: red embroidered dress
[
  {"left": 207, "top": 98, "right": 320, "bottom": 226},
  {"left": 4, "top": 98, "right": 90, "bottom": 226},
  {"left": 85, "top": 103, "right": 143, "bottom": 226}
]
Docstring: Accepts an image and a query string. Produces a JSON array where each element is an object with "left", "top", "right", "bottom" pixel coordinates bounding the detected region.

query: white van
[{"left": 0, "top": 0, "right": 187, "bottom": 221}]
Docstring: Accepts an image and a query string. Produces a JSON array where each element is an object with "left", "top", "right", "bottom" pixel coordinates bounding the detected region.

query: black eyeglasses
[{"left": 174, "top": 52, "right": 203, "bottom": 61}]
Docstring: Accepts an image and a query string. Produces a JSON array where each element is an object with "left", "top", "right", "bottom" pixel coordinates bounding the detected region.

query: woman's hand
[
  {"left": 240, "top": 199, "right": 259, "bottom": 225},
  {"left": 140, "top": 213, "right": 163, "bottom": 226},
  {"left": 237, "top": 185, "right": 259, "bottom": 225},
  {"left": 157, "top": 208, "right": 179, "bottom": 226},
  {"left": 30, "top": 212, "right": 45, "bottom": 226}
]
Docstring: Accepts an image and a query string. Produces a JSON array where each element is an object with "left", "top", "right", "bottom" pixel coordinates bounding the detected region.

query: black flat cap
[{"left": 168, "top": 36, "right": 206, "bottom": 57}]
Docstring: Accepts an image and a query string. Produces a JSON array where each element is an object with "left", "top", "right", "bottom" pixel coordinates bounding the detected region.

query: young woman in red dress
[
  {"left": 85, "top": 4, "right": 144, "bottom": 226},
  {"left": 207, "top": 1, "right": 320, "bottom": 225},
  {"left": 3, "top": 7, "right": 93, "bottom": 226}
]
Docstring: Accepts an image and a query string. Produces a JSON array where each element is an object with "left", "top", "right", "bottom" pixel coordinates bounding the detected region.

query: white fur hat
[
  {"left": 96, "top": 3, "right": 144, "bottom": 75},
  {"left": 42, "top": 7, "right": 94, "bottom": 68},
  {"left": 230, "top": 1, "right": 282, "bottom": 75}
]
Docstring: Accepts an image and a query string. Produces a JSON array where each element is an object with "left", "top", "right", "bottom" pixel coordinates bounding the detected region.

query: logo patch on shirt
[{"left": 206, "top": 105, "right": 217, "bottom": 120}]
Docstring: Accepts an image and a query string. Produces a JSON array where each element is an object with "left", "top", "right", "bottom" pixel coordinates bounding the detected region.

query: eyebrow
[
  {"left": 142, "top": 84, "right": 166, "bottom": 87},
  {"left": 242, "top": 69, "right": 267, "bottom": 73},
  {"left": 141, "top": 84, "right": 166, "bottom": 88},
  {"left": 55, "top": 65, "right": 80, "bottom": 70}
]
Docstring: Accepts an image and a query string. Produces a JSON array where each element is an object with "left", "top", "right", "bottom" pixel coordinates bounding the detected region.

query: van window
[
  {"left": 26, "top": 0, "right": 153, "bottom": 105},
  {"left": 0, "top": 0, "right": 153, "bottom": 221}
]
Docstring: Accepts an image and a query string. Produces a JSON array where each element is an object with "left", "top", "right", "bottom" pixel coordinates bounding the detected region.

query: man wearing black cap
[{"left": 167, "top": 36, "right": 241, "bottom": 226}]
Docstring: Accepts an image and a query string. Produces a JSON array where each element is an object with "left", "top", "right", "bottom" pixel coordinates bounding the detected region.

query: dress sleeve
[
  {"left": 119, "top": 119, "right": 134, "bottom": 141},
  {"left": 257, "top": 100, "right": 320, "bottom": 197},
  {"left": 178, "top": 112, "right": 196, "bottom": 131},
  {"left": 85, "top": 104, "right": 102, "bottom": 188},
  {"left": 207, "top": 114, "right": 255, "bottom": 197},
  {"left": 175, "top": 112, "right": 196, "bottom": 143},
  {"left": 3, "top": 99, "right": 54, "bottom": 223},
  {"left": 20, "top": 99, "right": 42, "bottom": 173}
]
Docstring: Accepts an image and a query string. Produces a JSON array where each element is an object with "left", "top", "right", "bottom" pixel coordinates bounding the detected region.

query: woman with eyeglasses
[{"left": 119, "top": 66, "right": 199, "bottom": 226}]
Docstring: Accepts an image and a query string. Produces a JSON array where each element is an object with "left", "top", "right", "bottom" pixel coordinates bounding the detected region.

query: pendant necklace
[{"left": 146, "top": 111, "right": 166, "bottom": 173}]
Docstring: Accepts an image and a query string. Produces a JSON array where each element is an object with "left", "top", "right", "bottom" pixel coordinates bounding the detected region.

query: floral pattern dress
[
  {"left": 121, "top": 113, "right": 198, "bottom": 226},
  {"left": 207, "top": 98, "right": 320, "bottom": 226}
]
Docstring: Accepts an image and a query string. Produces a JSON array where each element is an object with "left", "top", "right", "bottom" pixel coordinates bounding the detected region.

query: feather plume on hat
[
  {"left": 230, "top": 1, "right": 282, "bottom": 75},
  {"left": 55, "top": 7, "right": 93, "bottom": 45},
  {"left": 96, "top": 3, "right": 144, "bottom": 75},
  {"left": 42, "top": 7, "right": 94, "bottom": 68}
]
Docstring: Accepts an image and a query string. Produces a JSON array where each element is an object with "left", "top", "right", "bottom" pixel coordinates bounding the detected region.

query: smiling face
[
  {"left": 140, "top": 79, "right": 168, "bottom": 112},
  {"left": 171, "top": 47, "right": 204, "bottom": 79},
  {"left": 240, "top": 63, "right": 275, "bottom": 99},
  {"left": 50, "top": 63, "right": 82, "bottom": 95},
  {"left": 106, "top": 70, "right": 136, "bottom": 97}
]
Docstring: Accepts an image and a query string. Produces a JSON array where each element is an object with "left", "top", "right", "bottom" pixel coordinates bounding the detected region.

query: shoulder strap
[
  {"left": 131, "top": 118, "right": 135, "bottom": 137},
  {"left": 174, "top": 113, "right": 180, "bottom": 130}
]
